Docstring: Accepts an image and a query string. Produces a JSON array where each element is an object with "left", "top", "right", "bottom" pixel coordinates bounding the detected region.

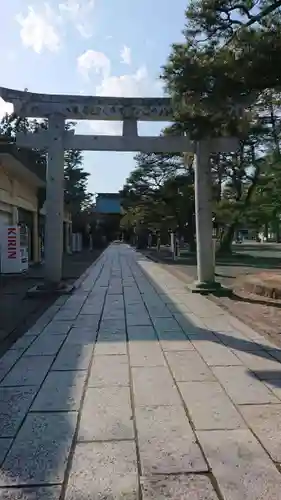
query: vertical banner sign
[
  {"left": 0, "top": 225, "right": 22, "bottom": 273},
  {"left": 8, "top": 227, "right": 17, "bottom": 259}
]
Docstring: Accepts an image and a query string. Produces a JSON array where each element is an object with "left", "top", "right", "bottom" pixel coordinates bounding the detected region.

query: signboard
[
  {"left": 95, "top": 196, "right": 121, "bottom": 214},
  {"left": 0, "top": 225, "right": 22, "bottom": 273}
]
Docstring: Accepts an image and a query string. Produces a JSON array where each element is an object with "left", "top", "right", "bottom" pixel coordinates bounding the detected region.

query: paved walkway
[{"left": 1, "top": 244, "right": 281, "bottom": 499}]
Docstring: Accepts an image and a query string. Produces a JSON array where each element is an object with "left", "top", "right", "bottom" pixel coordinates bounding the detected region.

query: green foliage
[
  {"left": 161, "top": 0, "right": 281, "bottom": 140},
  {"left": 157, "top": 0, "right": 281, "bottom": 250},
  {"left": 120, "top": 150, "right": 196, "bottom": 246},
  {"left": 64, "top": 149, "right": 92, "bottom": 215}
]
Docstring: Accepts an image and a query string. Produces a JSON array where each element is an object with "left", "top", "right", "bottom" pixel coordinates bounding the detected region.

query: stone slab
[
  {"left": 51, "top": 344, "right": 93, "bottom": 371},
  {"left": 41, "top": 321, "right": 72, "bottom": 335},
  {"left": 0, "top": 350, "right": 24, "bottom": 382},
  {"left": 201, "top": 315, "right": 235, "bottom": 333},
  {"left": 94, "top": 341, "right": 127, "bottom": 356},
  {"left": 173, "top": 312, "right": 203, "bottom": 332},
  {"left": 160, "top": 339, "right": 195, "bottom": 351},
  {"left": 80, "top": 304, "right": 104, "bottom": 315},
  {"left": 0, "top": 413, "right": 78, "bottom": 486},
  {"left": 1, "top": 356, "right": 54, "bottom": 387},
  {"left": 103, "top": 294, "right": 124, "bottom": 306},
  {"left": 158, "top": 331, "right": 194, "bottom": 351},
  {"left": 152, "top": 317, "right": 182, "bottom": 333},
  {"left": 136, "top": 405, "right": 207, "bottom": 474},
  {"left": 129, "top": 342, "right": 166, "bottom": 366},
  {"left": 0, "top": 387, "right": 37, "bottom": 437},
  {"left": 146, "top": 307, "right": 173, "bottom": 318},
  {"left": 166, "top": 351, "right": 215, "bottom": 382},
  {"left": 187, "top": 331, "right": 219, "bottom": 343},
  {"left": 264, "top": 380, "right": 281, "bottom": 400},
  {"left": 0, "top": 486, "right": 62, "bottom": 499},
  {"left": 78, "top": 387, "right": 134, "bottom": 441},
  {"left": 25, "top": 320, "right": 48, "bottom": 336},
  {"left": 191, "top": 340, "right": 242, "bottom": 366},
  {"left": 240, "top": 404, "right": 281, "bottom": 462},
  {"left": 0, "top": 439, "right": 12, "bottom": 465},
  {"left": 11, "top": 336, "right": 38, "bottom": 351},
  {"left": 141, "top": 474, "right": 219, "bottom": 500},
  {"left": 24, "top": 335, "right": 66, "bottom": 356},
  {"left": 212, "top": 366, "right": 279, "bottom": 405},
  {"left": 31, "top": 371, "right": 86, "bottom": 411},
  {"left": 179, "top": 381, "right": 245, "bottom": 430},
  {"left": 126, "top": 313, "right": 152, "bottom": 326},
  {"left": 64, "top": 327, "right": 96, "bottom": 345},
  {"left": 102, "top": 311, "right": 125, "bottom": 321},
  {"left": 197, "top": 429, "right": 281, "bottom": 500},
  {"left": 234, "top": 350, "right": 281, "bottom": 378},
  {"left": 88, "top": 355, "right": 129, "bottom": 387},
  {"left": 127, "top": 326, "right": 157, "bottom": 341},
  {"left": 65, "top": 441, "right": 138, "bottom": 499},
  {"left": 53, "top": 308, "right": 80, "bottom": 321},
  {"left": 132, "top": 367, "right": 182, "bottom": 406},
  {"left": 99, "top": 319, "right": 126, "bottom": 334},
  {"left": 73, "top": 314, "right": 100, "bottom": 328},
  {"left": 214, "top": 330, "right": 262, "bottom": 351},
  {"left": 125, "top": 305, "right": 148, "bottom": 315}
]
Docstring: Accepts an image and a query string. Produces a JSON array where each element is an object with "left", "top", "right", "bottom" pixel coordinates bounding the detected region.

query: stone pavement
[{"left": 1, "top": 244, "right": 281, "bottom": 499}]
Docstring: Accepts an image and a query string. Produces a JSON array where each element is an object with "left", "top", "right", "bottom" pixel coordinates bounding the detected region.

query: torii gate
[{"left": 0, "top": 87, "right": 239, "bottom": 293}]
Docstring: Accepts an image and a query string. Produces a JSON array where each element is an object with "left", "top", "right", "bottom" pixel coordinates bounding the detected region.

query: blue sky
[{"left": 0, "top": 0, "right": 187, "bottom": 195}]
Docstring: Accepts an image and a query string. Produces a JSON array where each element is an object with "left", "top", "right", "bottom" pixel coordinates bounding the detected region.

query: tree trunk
[
  {"left": 276, "top": 223, "right": 280, "bottom": 243},
  {"left": 217, "top": 222, "right": 237, "bottom": 253},
  {"left": 218, "top": 156, "right": 260, "bottom": 254},
  {"left": 264, "top": 222, "right": 269, "bottom": 240},
  {"left": 272, "top": 216, "right": 280, "bottom": 242}
]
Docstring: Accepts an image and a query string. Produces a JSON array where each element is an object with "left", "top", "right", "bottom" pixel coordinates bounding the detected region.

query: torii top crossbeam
[{"left": 0, "top": 87, "right": 173, "bottom": 121}]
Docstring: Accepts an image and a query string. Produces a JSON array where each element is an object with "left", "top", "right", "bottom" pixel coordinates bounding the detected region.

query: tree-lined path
[{"left": 0, "top": 244, "right": 281, "bottom": 498}]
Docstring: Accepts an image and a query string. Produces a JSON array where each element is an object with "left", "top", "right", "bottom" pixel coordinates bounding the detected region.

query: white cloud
[
  {"left": 16, "top": 5, "right": 61, "bottom": 53},
  {"left": 77, "top": 47, "right": 163, "bottom": 135},
  {"left": 59, "top": 0, "right": 95, "bottom": 38},
  {"left": 120, "top": 45, "right": 131, "bottom": 65},
  {"left": 96, "top": 66, "right": 150, "bottom": 98},
  {"left": 0, "top": 98, "right": 14, "bottom": 120},
  {"left": 90, "top": 120, "right": 122, "bottom": 136},
  {"left": 77, "top": 50, "right": 111, "bottom": 80},
  {"left": 90, "top": 65, "right": 160, "bottom": 135}
]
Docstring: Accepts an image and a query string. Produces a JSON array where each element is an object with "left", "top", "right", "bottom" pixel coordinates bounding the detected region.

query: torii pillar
[
  {"left": 44, "top": 114, "right": 65, "bottom": 286},
  {"left": 189, "top": 137, "right": 239, "bottom": 293},
  {"left": 192, "top": 139, "right": 217, "bottom": 292}
]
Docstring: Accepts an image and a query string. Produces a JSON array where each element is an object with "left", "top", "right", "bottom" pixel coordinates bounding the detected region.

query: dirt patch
[
  {"left": 209, "top": 288, "right": 281, "bottom": 348},
  {"left": 241, "top": 272, "right": 281, "bottom": 299}
]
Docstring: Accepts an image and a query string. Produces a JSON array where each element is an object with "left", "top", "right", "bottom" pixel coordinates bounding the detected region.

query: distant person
[{"left": 156, "top": 233, "right": 161, "bottom": 252}]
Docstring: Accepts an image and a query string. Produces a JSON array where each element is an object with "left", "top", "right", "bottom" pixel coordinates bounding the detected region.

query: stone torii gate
[{"left": 0, "top": 87, "right": 239, "bottom": 293}]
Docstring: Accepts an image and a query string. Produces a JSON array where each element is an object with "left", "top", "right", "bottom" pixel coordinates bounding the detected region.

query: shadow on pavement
[
  {"left": 248, "top": 371, "right": 281, "bottom": 388},
  {"left": 0, "top": 244, "right": 280, "bottom": 498},
  {"left": 0, "top": 249, "right": 103, "bottom": 358}
]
